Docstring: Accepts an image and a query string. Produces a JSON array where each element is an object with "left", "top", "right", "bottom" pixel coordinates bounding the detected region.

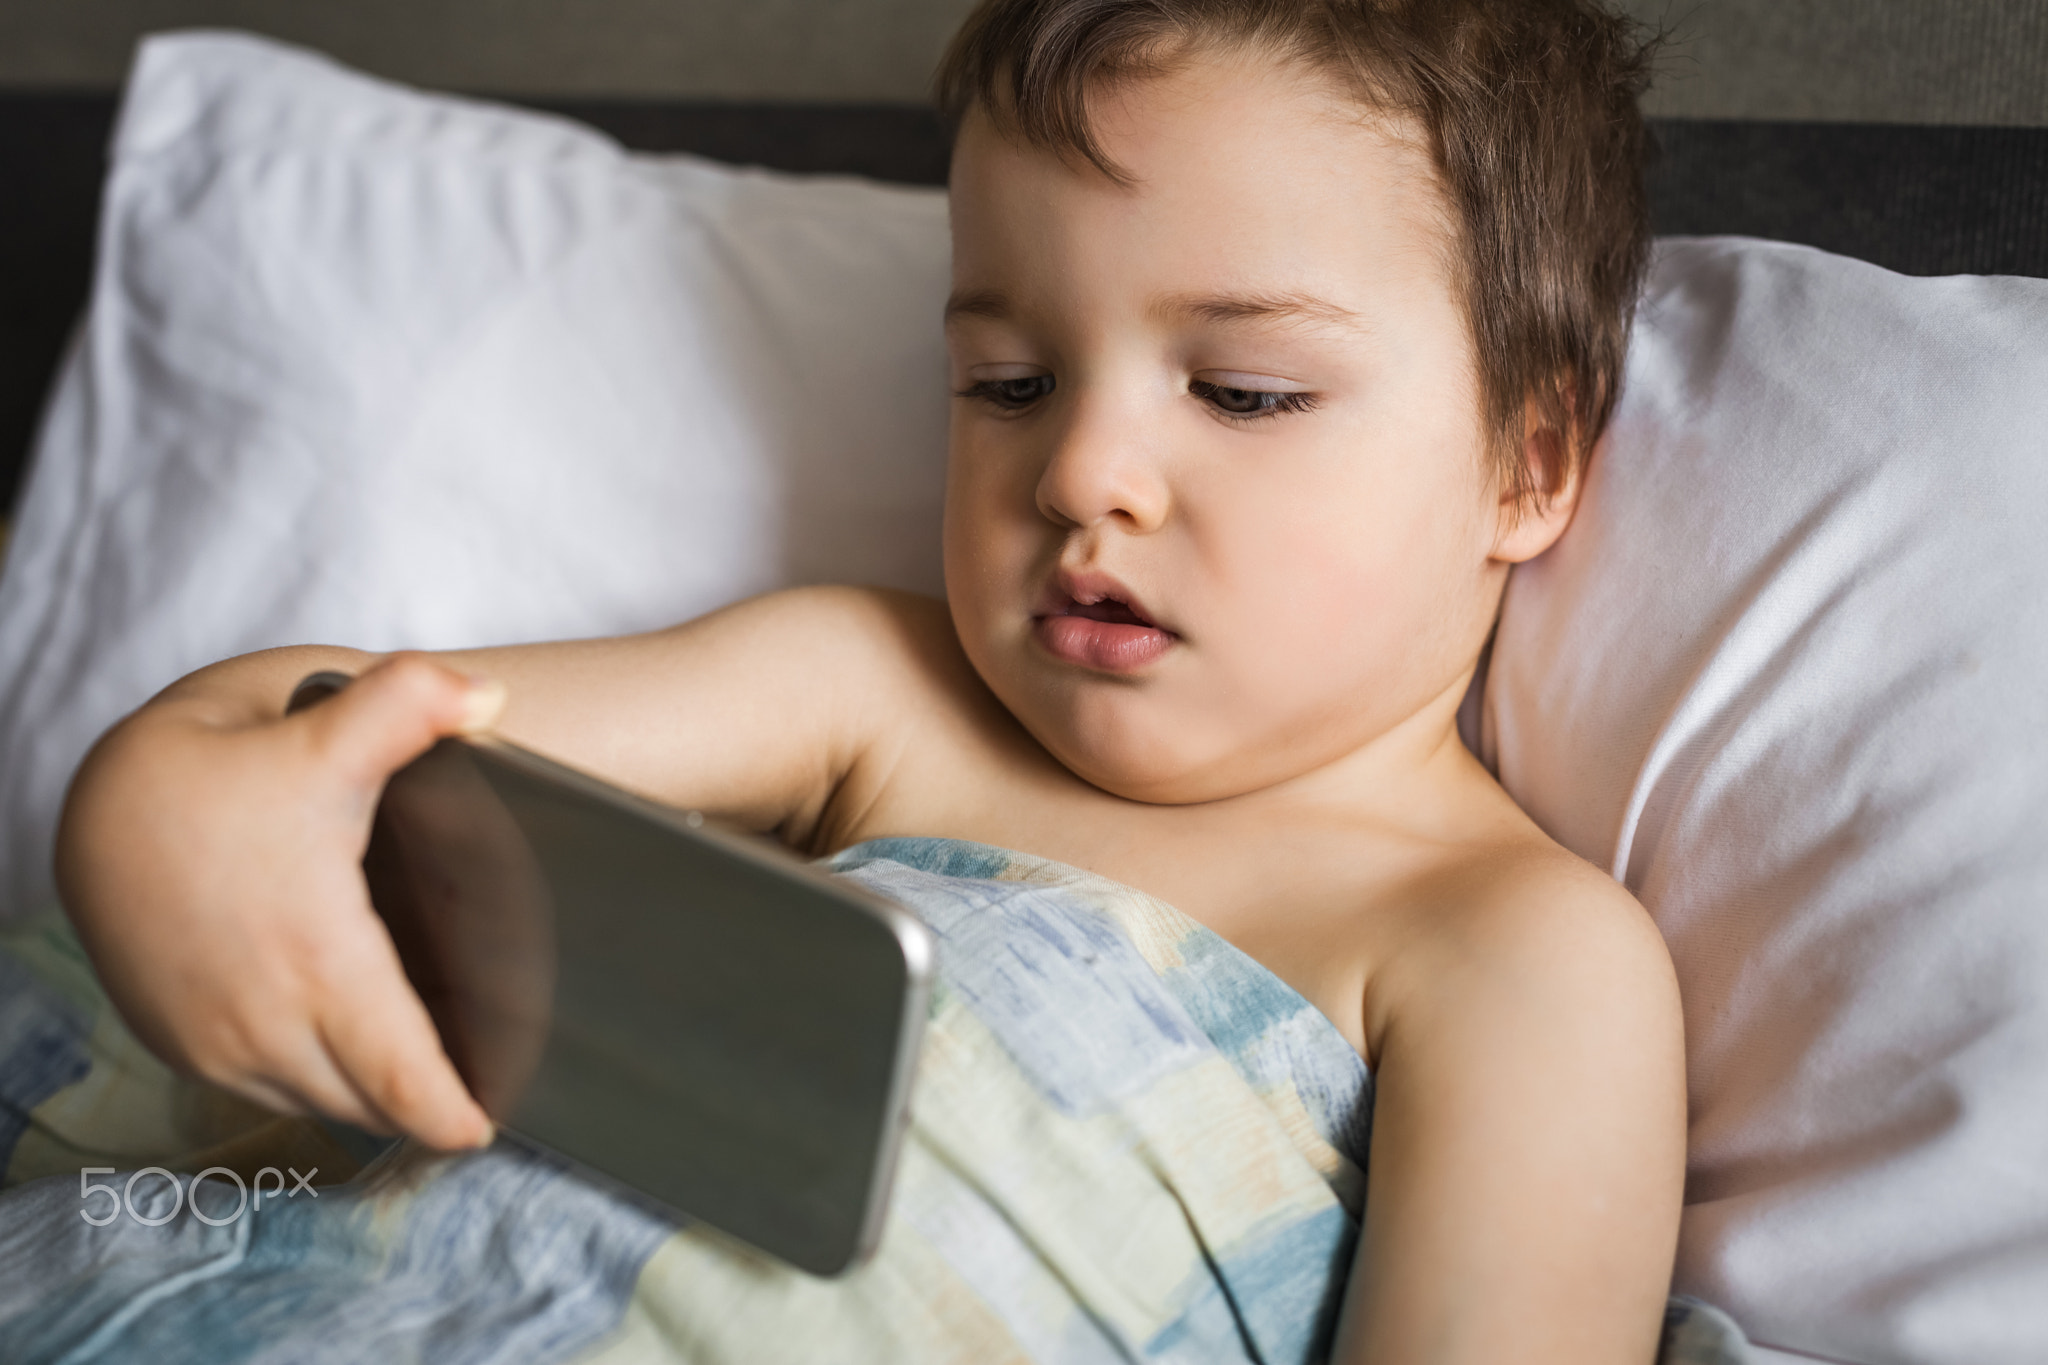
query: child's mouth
[
  {"left": 1033, "top": 580, "right": 1176, "bottom": 674},
  {"left": 1064, "top": 598, "right": 1151, "bottom": 626}
]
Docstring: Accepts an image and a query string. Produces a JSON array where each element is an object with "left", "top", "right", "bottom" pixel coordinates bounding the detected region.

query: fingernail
[{"left": 458, "top": 678, "right": 507, "bottom": 734}]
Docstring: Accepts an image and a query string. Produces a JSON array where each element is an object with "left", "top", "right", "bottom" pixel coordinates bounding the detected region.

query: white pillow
[
  {"left": 0, "top": 31, "right": 952, "bottom": 923},
  {"left": 1484, "top": 238, "right": 2048, "bottom": 1364}
]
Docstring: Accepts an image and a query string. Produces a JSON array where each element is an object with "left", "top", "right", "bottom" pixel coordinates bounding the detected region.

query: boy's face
[{"left": 943, "top": 47, "right": 1514, "bottom": 805}]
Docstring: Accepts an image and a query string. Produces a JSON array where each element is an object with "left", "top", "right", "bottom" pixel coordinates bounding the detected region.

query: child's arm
[
  {"left": 56, "top": 586, "right": 946, "bottom": 1151},
  {"left": 1329, "top": 853, "right": 1687, "bottom": 1364}
]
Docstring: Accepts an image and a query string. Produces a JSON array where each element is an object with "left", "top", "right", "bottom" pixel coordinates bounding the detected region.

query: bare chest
[{"left": 853, "top": 757, "right": 1433, "bottom": 1059}]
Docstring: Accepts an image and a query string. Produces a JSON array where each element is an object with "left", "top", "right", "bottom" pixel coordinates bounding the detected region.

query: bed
[{"left": 0, "top": 25, "right": 2044, "bottom": 1365}]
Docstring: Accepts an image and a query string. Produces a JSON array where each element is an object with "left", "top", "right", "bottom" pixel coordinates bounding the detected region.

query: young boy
[{"left": 56, "top": 0, "right": 1684, "bottom": 1359}]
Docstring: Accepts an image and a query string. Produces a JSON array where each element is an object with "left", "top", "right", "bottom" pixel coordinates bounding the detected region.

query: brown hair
[{"left": 934, "top": 0, "right": 1657, "bottom": 512}]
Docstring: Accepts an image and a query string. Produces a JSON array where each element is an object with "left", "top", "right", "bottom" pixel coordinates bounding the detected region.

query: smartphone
[{"left": 288, "top": 671, "right": 934, "bottom": 1276}]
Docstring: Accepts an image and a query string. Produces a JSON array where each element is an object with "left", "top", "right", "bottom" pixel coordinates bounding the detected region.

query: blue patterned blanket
[{"left": 0, "top": 836, "right": 1751, "bottom": 1363}]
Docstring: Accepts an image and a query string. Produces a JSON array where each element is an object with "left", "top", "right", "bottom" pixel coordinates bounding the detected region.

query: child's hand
[{"left": 56, "top": 653, "right": 505, "bottom": 1151}]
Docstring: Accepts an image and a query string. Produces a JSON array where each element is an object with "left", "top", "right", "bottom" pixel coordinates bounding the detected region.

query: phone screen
[{"left": 361, "top": 736, "right": 931, "bottom": 1276}]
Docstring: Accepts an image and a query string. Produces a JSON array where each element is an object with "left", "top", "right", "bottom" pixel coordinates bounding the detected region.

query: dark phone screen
[{"left": 362, "top": 738, "right": 926, "bottom": 1275}]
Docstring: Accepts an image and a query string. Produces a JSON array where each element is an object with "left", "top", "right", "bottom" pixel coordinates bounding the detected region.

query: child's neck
[{"left": 1204, "top": 662, "right": 1489, "bottom": 836}]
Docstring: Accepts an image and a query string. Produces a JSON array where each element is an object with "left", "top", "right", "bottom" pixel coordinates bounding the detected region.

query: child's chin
[{"left": 1033, "top": 723, "right": 1241, "bottom": 807}]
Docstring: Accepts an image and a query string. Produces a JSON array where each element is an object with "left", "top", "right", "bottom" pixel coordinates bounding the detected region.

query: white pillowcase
[
  {"left": 0, "top": 31, "right": 951, "bottom": 924},
  {"left": 1486, "top": 238, "right": 2048, "bottom": 1364},
  {"left": 3, "top": 30, "right": 2046, "bottom": 1365}
]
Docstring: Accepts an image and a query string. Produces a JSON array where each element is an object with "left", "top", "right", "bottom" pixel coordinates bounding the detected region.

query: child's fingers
[
  {"left": 233, "top": 1039, "right": 403, "bottom": 1138},
  {"left": 300, "top": 653, "right": 507, "bottom": 790},
  {"left": 316, "top": 947, "right": 495, "bottom": 1151},
  {"left": 222, "top": 1073, "right": 319, "bottom": 1123},
  {"left": 271, "top": 657, "right": 502, "bottom": 1147},
  {"left": 177, "top": 1009, "right": 402, "bottom": 1136}
]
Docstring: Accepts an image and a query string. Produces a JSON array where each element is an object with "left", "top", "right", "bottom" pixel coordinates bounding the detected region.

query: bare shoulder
[
  {"left": 743, "top": 584, "right": 1006, "bottom": 740},
  {"left": 695, "top": 582, "right": 950, "bottom": 658},
  {"left": 1365, "top": 818, "right": 1681, "bottom": 1068},
  {"left": 1455, "top": 834, "right": 1669, "bottom": 978},
  {"left": 647, "top": 582, "right": 979, "bottom": 722},
  {"left": 765, "top": 584, "right": 974, "bottom": 687},
  {"left": 718, "top": 586, "right": 1046, "bottom": 851}
]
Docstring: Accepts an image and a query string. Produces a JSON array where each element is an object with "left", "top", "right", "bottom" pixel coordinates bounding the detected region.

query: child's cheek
[{"left": 942, "top": 445, "right": 1037, "bottom": 620}]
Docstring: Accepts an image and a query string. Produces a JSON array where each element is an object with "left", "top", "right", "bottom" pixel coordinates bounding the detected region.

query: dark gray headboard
[{"left": 2, "top": 93, "right": 2045, "bottom": 518}]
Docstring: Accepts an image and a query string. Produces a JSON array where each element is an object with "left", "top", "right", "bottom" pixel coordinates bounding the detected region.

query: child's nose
[{"left": 1032, "top": 395, "right": 1171, "bottom": 534}]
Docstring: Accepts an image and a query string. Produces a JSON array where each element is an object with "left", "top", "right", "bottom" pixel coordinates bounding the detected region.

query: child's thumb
[{"left": 303, "top": 654, "right": 506, "bottom": 787}]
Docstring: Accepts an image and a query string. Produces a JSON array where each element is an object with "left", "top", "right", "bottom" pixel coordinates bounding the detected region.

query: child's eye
[
  {"left": 1188, "top": 378, "right": 1318, "bottom": 420},
  {"left": 957, "top": 375, "right": 1056, "bottom": 409}
]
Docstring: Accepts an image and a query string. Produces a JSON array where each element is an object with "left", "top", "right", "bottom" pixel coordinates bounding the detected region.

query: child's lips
[
  {"left": 1032, "top": 581, "right": 1176, "bottom": 673},
  {"left": 1035, "top": 614, "right": 1175, "bottom": 672}
]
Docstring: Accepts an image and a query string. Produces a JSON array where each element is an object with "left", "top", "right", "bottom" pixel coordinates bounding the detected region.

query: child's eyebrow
[
  {"left": 945, "top": 289, "right": 1011, "bottom": 323},
  {"left": 1153, "top": 290, "right": 1363, "bottom": 333},
  {"left": 942, "top": 287, "right": 1364, "bottom": 333}
]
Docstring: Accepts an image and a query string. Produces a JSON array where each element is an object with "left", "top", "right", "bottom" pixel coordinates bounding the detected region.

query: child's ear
[{"left": 1489, "top": 396, "right": 1585, "bottom": 565}]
